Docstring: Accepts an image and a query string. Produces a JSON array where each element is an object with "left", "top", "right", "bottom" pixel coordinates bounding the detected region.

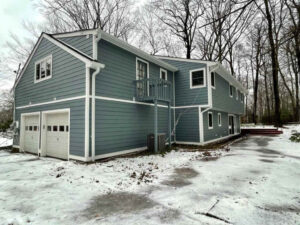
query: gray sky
[{"left": 0, "top": 0, "right": 43, "bottom": 92}]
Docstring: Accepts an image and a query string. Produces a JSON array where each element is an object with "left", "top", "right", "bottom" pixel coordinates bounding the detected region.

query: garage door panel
[
  {"left": 23, "top": 115, "right": 39, "bottom": 154},
  {"left": 46, "top": 112, "right": 69, "bottom": 160}
]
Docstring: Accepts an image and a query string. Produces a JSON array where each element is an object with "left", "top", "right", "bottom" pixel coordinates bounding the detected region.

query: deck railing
[{"left": 134, "top": 78, "right": 172, "bottom": 102}]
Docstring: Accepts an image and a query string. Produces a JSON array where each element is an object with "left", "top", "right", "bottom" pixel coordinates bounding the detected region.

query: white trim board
[{"left": 16, "top": 96, "right": 86, "bottom": 109}]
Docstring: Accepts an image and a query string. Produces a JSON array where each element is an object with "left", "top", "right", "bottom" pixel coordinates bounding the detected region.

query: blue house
[{"left": 12, "top": 29, "right": 247, "bottom": 162}]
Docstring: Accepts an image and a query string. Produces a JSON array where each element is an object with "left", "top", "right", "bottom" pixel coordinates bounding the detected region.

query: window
[
  {"left": 218, "top": 113, "right": 222, "bottom": 126},
  {"left": 190, "top": 68, "right": 205, "bottom": 88},
  {"left": 241, "top": 93, "right": 244, "bottom": 103},
  {"left": 47, "top": 126, "right": 52, "bottom": 131},
  {"left": 35, "top": 55, "right": 52, "bottom": 83},
  {"left": 53, "top": 126, "right": 58, "bottom": 132},
  {"left": 33, "top": 126, "right": 38, "bottom": 131},
  {"left": 229, "top": 85, "right": 233, "bottom": 97},
  {"left": 66, "top": 125, "right": 69, "bottom": 132},
  {"left": 236, "top": 90, "right": 239, "bottom": 100},
  {"left": 59, "top": 126, "right": 65, "bottom": 132},
  {"left": 29, "top": 126, "right": 33, "bottom": 131},
  {"left": 211, "top": 72, "right": 215, "bottom": 88},
  {"left": 160, "top": 69, "right": 167, "bottom": 81},
  {"left": 136, "top": 58, "right": 149, "bottom": 96},
  {"left": 208, "top": 112, "right": 213, "bottom": 129}
]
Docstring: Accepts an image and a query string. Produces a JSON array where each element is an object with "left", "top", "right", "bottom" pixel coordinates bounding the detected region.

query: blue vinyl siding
[
  {"left": 160, "top": 59, "right": 208, "bottom": 106},
  {"left": 94, "top": 99, "right": 174, "bottom": 155},
  {"left": 212, "top": 72, "right": 244, "bottom": 114},
  {"left": 15, "top": 38, "right": 86, "bottom": 107},
  {"left": 97, "top": 40, "right": 174, "bottom": 105},
  {"left": 58, "top": 35, "right": 93, "bottom": 57},
  {"left": 175, "top": 108, "right": 199, "bottom": 142},
  {"left": 13, "top": 99, "right": 85, "bottom": 157}
]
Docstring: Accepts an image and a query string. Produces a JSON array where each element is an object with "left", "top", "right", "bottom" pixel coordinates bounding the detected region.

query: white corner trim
[
  {"left": 207, "top": 65, "right": 212, "bottom": 107},
  {"left": 198, "top": 107, "right": 201, "bottom": 142},
  {"left": 69, "top": 154, "right": 90, "bottom": 162},
  {"left": 189, "top": 67, "right": 206, "bottom": 89},
  {"left": 160, "top": 68, "right": 168, "bottom": 81},
  {"left": 16, "top": 96, "right": 86, "bottom": 109}
]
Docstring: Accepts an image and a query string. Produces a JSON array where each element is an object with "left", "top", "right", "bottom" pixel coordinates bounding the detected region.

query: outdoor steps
[{"left": 241, "top": 128, "right": 283, "bottom": 135}]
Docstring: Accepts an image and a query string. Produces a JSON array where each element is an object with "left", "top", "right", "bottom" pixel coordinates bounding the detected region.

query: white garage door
[
  {"left": 46, "top": 112, "right": 69, "bottom": 160},
  {"left": 23, "top": 115, "right": 39, "bottom": 154}
]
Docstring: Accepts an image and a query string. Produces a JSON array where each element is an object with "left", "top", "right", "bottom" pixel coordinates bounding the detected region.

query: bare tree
[{"left": 151, "top": 0, "right": 204, "bottom": 59}]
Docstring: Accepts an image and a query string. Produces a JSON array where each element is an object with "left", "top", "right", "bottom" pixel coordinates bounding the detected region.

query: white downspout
[
  {"left": 91, "top": 29, "right": 103, "bottom": 161},
  {"left": 91, "top": 67, "right": 101, "bottom": 161}
]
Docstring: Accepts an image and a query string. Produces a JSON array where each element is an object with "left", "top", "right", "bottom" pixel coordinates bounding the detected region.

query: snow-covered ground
[
  {"left": 0, "top": 126, "right": 300, "bottom": 225},
  {"left": 0, "top": 133, "right": 13, "bottom": 148}
]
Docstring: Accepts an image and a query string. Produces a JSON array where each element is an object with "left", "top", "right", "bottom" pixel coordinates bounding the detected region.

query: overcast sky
[{"left": 0, "top": 0, "right": 43, "bottom": 93}]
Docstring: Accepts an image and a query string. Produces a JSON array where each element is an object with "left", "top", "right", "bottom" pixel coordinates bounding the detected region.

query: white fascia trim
[
  {"left": 160, "top": 68, "right": 168, "bottom": 80},
  {"left": 53, "top": 30, "right": 97, "bottom": 38},
  {"left": 175, "top": 104, "right": 210, "bottom": 109},
  {"left": 189, "top": 67, "right": 206, "bottom": 89},
  {"left": 16, "top": 96, "right": 86, "bottom": 109},
  {"left": 99, "top": 31, "right": 177, "bottom": 72},
  {"left": 156, "top": 56, "right": 216, "bottom": 66}
]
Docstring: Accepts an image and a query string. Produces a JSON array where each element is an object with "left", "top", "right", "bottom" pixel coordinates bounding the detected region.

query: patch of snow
[
  {"left": 0, "top": 125, "right": 300, "bottom": 224},
  {"left": 0, "top": 135, "right": 13, "bottom": 147}
]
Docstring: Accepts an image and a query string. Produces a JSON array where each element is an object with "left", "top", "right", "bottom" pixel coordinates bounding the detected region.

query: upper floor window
[
  {"left": 35, "top": 55, "right": 52, "bottom": 83},
  {"left": 229, "top": 85, "right": 233, "bottom": 97},
  {"left": 190, "top": 68, "right": 206, "bottom": 89},
  {"left": 211, "top": 72, "right": 215, "bottom": 88},
  {"left": 241, "top": 93, "right": 244, "bottom": 103},
  {"left": 160, "top": 69, "right": 167, "bottom": 81},
  {"left": 236, "top": 90, "right": 239, "bottom": 100},
  {"left": 208, "top": 112, "right": 213, "bottom": 129},
  {"left": 218, "top": 113, "right": 222, "bottom": 126}
]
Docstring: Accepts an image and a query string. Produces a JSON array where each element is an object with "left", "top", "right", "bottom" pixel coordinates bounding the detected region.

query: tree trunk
[{"left": 263, "top": 0, "right": 282, "bottom": 127}]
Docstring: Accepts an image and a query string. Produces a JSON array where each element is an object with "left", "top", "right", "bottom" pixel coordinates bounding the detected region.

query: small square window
[
  {"left": 208, "top": 112, "right": 213, "bottom": 129},
  {"left": 29, "top": 126, "right": 33, "bottom": 131},
  {"left": 191, "top": 69, "right": 205, "bottom": 88},
  {"left": 33, "top": 126, "right": 38, "bottom": 131},
  {"left": 53, "top": 126, "right": 58, "bottom": 132},
  {"left": 211, "top": 72, "right": 215, "bottom": 88},
  {"left": 47, "top": 126, "right": 52, "bottom": 131},
  {"left": 59, "top": 126, "right": 65, "bottom": 132}
]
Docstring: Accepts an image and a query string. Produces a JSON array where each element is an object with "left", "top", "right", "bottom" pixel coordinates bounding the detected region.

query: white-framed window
[
  {"left": 229, "top": 85, "right": 233, "bottom": 97},
  {"left": 160, "top": 68, "right": 167, "bottom": 81},
  {"left": 136, "top": 57, "right": 149, "bottom": 96},
  {"left": 35, "top": 55, "right": 52, "bottom": 83},
  {"left": 236, "top": 89, "right": 239, "bottom": 100},
  {"left": 190, "top": 68, "right": 206, "bottom": 89},
  {"left": 208, "top": 112, "right": 213, "bottom": 129},
  {"left": 218, "top": 113, "right": 222, "bottom": 126},
  {"left": 211, "top": 72, "right": 215, "bottom": 88},
  {"left": 241, "top": 93, "right": 244, "bottom": 103}
]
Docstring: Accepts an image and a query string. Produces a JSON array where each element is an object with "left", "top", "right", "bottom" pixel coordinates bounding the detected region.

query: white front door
[
  {"left": 23, "top": 115, "right": 39, "bottom": 154},
  {"left": 45, "top": 112, "right": 69, "bottom": 160}
]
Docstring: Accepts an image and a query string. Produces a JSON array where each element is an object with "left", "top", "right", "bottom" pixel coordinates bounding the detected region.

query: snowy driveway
[{"left": 0, "top": 126, "right": 300, "bottom": 225}]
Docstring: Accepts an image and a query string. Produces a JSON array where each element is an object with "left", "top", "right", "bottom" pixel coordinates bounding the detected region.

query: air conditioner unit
[{"left": 147, "top": 133, "right": 166, "bottom": 153}]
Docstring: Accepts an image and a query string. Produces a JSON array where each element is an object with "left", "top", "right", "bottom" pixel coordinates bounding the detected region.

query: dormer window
[
  {"left": 211, "top": 72, "right": 215, "bottom": 88},
  {"left": 35, "top": 55, "right": 52, "bottom": 83}
]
